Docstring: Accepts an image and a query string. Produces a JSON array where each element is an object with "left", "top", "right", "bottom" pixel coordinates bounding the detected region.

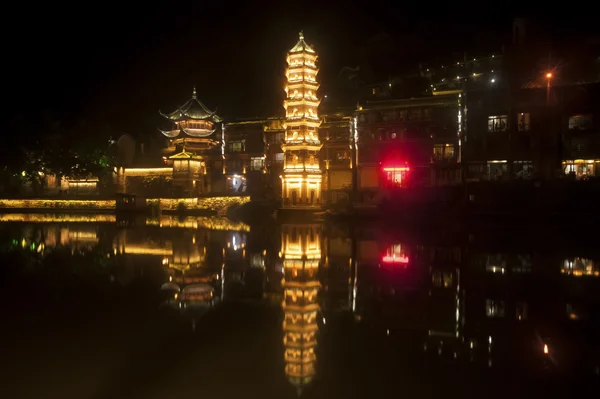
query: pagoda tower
[
  {"left": 281, "top": 32, "right": 323, "bottom": 208},
  {"left": 281, "top": 223, "right": 322, "bottom": 395},
  {"left": 159, "top": 86, "right": 223, "bottom": 156}
]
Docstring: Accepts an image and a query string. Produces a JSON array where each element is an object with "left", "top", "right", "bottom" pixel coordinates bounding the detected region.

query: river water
[{"left": 0, "top": 213, "right": 598, "bottom": 398}]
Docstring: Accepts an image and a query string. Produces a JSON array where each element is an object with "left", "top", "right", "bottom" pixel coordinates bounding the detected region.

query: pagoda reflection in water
[
  {"left": 160, "top": 231, "right": 218, "bottom": 319},
  {"left": 280, "top": 223, "right": 322, "bottom": 395}
]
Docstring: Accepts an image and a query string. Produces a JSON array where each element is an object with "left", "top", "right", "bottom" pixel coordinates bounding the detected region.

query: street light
[{"left": 546, "top": 72, "right": 552, "bottom": 79}]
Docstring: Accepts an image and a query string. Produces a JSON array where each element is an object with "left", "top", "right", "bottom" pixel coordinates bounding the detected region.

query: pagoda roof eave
[
  {"left": 282, "top": 143, "right": 323, "bottom": 151},
  {"left": 181, "top": 127, "right": 217, "bottom": 137},
  {"left": 158, "top": 128, "right": 181, "bottom": 138},
  {"left": 168, "top": 150, "right": 203, "bottom": 160},
  {"left": 159, "top": 91, "right": 223, "bottom": 123}
]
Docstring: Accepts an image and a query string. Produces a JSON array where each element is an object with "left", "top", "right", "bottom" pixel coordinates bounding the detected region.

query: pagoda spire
[
  {"left": 299, "top": 30, "right": 304, "bottom": 40},
  {"left": 192, "top": 85, "right": 197, "bottom": 98}
]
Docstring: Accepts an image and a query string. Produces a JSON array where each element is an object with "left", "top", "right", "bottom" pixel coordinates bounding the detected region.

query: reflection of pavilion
[
  {"left": 162, "top": 233, "right": 218, "bottom": 302},
  {"left": 281, "top": 223, "right": 322, "bottom": 395}
]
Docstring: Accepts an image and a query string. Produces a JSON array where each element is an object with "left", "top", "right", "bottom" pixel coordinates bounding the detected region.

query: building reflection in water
[
  {"left": 160, "top": 231, "right": 217, "bottom": 323},
  {"left": 2, "top": 213, "right": 600, "bottom": 382},
  {"left": 280, "top": 223, "right": 322, "bottom": 395},
  {"left": 112, "top": 218, "right": 253, "bottom": 319}
]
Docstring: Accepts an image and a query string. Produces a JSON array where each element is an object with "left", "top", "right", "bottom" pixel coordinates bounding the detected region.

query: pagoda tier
[
  {"left": 159, "top": 86, "right": 223, "bottom": 139},
  {"left": 281, "top": 224, "right": 322, "bottom": 395},
  {"left": 281, "top": 32, "right": 323, "bottom": 209}
]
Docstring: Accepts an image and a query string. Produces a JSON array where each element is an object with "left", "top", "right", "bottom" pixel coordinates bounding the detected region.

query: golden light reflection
[
  {"left": 0, "top": 213, "right": 116, "bottom": 223},
  {"left": 562, "top": 258, "right": 599, "bottom": 277},
  {"left": 145, "top": 215, "right": 250, "bottom": 232},
  {"left": 281, "top": 224, "right": 322, "bottom": 394}
]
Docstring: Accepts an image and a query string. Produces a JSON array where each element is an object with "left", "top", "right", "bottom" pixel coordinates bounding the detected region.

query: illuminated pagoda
[
  {"left": 159, "top": 86, "right": 224, "bottom": 159},
  {"left": 281, "top": 32, "right": 323, "bottom": 208},
  {"left": 281, "top": 224, "right": 322, "bottom": 395}
]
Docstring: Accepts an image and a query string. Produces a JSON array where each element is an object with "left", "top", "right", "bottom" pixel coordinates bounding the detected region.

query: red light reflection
[
  {"left": 382, "top": 244, "right": 409, "bottom": 265},
  {"left": 382, "top": 255, "right": 409, "bottom": 264}
]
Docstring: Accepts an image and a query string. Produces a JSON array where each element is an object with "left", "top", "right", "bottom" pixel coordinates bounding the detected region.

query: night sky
[{"left": 5, "top": 4, "right": 593, "bottom": 141}]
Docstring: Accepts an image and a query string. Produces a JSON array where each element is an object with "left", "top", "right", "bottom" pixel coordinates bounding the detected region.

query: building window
[
  {"left": 274, "top": 153, "right": 284, "bottom": 163},
  {"left": 487, "top": 115, "right": 508, "bottom": 132},
  {"left": 335, "top": 151, "right": 349, "bottom": 161},
  {"left": 250, "top": 157, "right": 264, "bottom": 171},
  {"left": 513, "top": 161, "right": 533, "bottom": 179},
  {"left": 433, "top": 144, "right": 455, "bottom": 160},
  {"left": 383, "top": 167, "right": 409, "bottom": 188},
  {"left": 517, "top": 112, "right": 530, "bottom": 131},
  {"left": 229, "top": 141, "right": 244, "bottom": 152},
  {"left": 568, "top": 114, "right": 593, "bottom": 130},
  {"left": 564, "top": 161, "right": 596, "bottom": 178},
  {"left": 270, "top": 133, "right": 283, "bottom": 145}
]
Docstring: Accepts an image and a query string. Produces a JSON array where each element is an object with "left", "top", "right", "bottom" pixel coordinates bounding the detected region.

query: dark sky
[{"left": 7, "top": 3, "right": 588, "bottom": 140}]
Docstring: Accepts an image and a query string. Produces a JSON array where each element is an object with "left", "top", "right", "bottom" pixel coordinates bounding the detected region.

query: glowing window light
[{"left": 382, "top": 167, "right": 410, "bottom": 172}]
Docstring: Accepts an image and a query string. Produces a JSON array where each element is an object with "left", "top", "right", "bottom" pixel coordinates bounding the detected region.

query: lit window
[
  {"left": 487, "top": 115, "right": 508, "bottom": 132},
  {"left": 383, "top": 166, "right": 409, "bottom": 188},
  {"left": 250, "top": 157, "right": 264, "bottom": 171},
  {"left": 382, "top": 244, "right": 409, "bottom": 264},
  {"left": 445, "top": 144, "right": 455, "bottom": 159},
  {"left": 433, "top": 144, "right": 455, "bottom": 160},
  {"left": 274, "top": 153, "right": 284, "bottom": 163},
  {"left": 517, "top": 112, "right": 530, "bottom": 131},
  {"left": 433, "top": 144, "right": 444, "bottom": 160},
  {"left": 568, "top": 114, "right": 593, "bottom": 130},
  {"left": 335, "top": 151, "right": 349, "bottom": 161},
  {"left": 229, "top": 141, "right": 244, "bottom": 152}
]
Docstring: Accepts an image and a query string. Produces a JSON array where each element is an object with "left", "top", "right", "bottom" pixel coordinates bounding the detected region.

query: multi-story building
[
  {"left": 281, "top": 32, "right": 323, "bottom": 208},
  {"left": 222, "top": 119, "right": 267, "bottom": 196},
  {"left": 319, "top": 113, "right": 353, "bottom": 205},
  {"left": 353, "top": 92, "right": 462, "bottom": 206},
  {"left": 464, "top": 82, "right": 600, "bottom": 180},
  {"left": 264, "top": 118, "right": 286, "bottom": 200}
]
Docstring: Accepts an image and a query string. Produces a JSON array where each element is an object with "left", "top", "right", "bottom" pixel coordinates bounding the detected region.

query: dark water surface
[{"left": 0, "top": 213, "right": 599, "bottom": 398}]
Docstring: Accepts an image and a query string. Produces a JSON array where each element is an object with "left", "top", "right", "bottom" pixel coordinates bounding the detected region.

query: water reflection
[
  {"left": 281, "top": 224, "right": 322, "bottom": 395},
  {"left": 1, "top": 213, "right": 599, "bottom": 396}
]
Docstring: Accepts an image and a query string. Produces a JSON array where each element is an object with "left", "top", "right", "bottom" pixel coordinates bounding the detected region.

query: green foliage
[{"left": 3, "top": 112, "right": 116, "bottom": 191}]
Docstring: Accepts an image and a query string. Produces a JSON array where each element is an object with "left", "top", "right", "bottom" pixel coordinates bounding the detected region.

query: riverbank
[{"left": 0, "top": 196, "right": 250, "bottom": 215}]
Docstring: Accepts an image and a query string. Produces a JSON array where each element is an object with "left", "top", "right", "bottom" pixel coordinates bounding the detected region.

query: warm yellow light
[{"left": 546, "top": 73, "right": 552, "bottom": 79}]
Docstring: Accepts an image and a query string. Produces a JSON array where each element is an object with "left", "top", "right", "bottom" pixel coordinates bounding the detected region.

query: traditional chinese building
[
  {"left": 159, "top": 87, "right": 226, "bottom": 193},
  {"left": 281, "top": 32, "right": 323, "bottom": 208},
  {"left": 281, "top": 223, "right": 322, "bottom": 395}
]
